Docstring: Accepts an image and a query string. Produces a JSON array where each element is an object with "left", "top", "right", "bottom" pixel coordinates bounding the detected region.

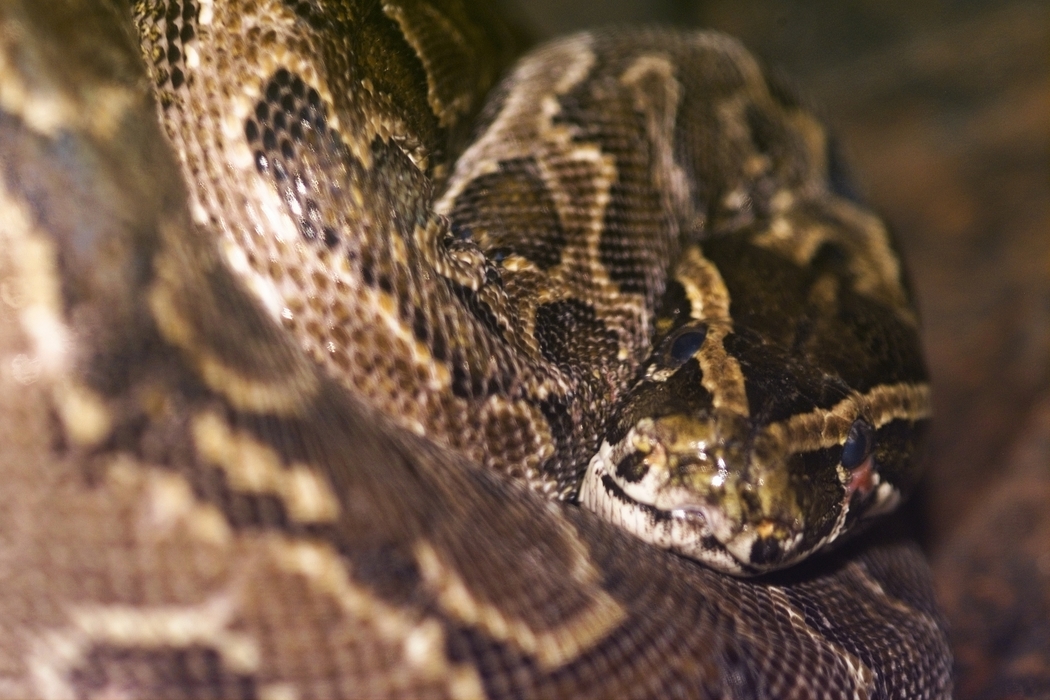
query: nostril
[{"left": 615, "top": 451, "right": 649, "bottom": 483}]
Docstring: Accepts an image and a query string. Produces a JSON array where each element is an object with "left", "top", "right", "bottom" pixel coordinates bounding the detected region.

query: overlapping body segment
[
  {"left": 0, "top": 0, "right": 951, "bottom": 697},
  {"left": 134, "top": 0, "right": 929, "bottom": 572}
]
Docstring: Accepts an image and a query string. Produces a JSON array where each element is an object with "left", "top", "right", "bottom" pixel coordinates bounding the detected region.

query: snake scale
[{"left": 0, "top": 0, "right": 951, "bottom": 698}]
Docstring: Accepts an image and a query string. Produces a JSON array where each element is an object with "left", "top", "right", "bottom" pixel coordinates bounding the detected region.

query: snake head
[
  {"left": 580, "top": 201, "right": 933, "bottom": 575},
  {"left": 581, "top": 275, "right": 931, "bottom": 576},
  {"left": 580, "top": 405, "right": 911, "bottom": 575}
]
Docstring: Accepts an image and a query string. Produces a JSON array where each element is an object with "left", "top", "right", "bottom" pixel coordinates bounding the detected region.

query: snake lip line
[{"left": 593, "top": 471, "right": 762, "bottom": 576}]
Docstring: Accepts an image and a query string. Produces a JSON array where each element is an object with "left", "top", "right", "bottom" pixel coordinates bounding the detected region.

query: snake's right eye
[
  {"left": 664, "top": 324, "right": 708, "bottom": 368},
  {"left": 841, "top": 419, "right": 875, "bottom": 469}
]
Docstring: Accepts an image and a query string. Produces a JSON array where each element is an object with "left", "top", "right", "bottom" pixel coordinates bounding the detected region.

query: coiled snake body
[{"left": 0, "top": 0, "right": 950, "bottom": 697}]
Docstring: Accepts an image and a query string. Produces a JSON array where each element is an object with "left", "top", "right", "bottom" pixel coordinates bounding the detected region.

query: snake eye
[
  {"left": 665, "top": 324, "right": 708, "bottom": 367},
  {"left": 841, "top": 419, "right": 875, "bottom": 469}
]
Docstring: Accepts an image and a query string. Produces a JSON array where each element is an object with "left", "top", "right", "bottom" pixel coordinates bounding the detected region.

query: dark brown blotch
[
  {"left": 448, "top": 158, "right": 566, "bottom": 270},
  {"left": 534, "top": 299, "right": 618, "bottom": 372},
  {"left": 249, "top": 70, "right": 345, "bottom": 249},
  {"left": 69, "top": 644, "right": 259, "bottom": 700}
]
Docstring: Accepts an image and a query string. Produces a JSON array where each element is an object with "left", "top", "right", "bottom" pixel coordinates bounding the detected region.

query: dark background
[{"left": 500, "top": 2, "right": 1050, "bottom": 696}]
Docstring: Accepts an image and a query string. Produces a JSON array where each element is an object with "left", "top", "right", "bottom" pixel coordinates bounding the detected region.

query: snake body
[
  {"left": 132, "top": 0, "right": 930, "bottom": 574},
  {"left": 0, "top": 0, "right": 950, "bottom": 697}
]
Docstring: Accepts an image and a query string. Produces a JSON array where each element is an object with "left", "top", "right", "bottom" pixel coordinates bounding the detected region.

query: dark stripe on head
[
  {"left": 873, "top": 417, "right": 930, "bottom": 494},
  {"left": 704, "top": 231, "right": 926, "bottom": 418},
  {"left": 612, "top": 359, "right": 715, "bottom": 444}
]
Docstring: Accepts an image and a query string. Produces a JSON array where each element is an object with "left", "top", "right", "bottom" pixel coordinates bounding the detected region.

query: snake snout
[
  {"left": 661, "top": 466, "right": 807, "bottom": 573},
  {"left": 580, "top": 413, "right": 810, "bottom": 575}
]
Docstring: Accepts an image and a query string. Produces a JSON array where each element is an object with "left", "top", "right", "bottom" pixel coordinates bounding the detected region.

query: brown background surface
[{"left": 502, "top": 2, "right": 1050, "bottom": 697}]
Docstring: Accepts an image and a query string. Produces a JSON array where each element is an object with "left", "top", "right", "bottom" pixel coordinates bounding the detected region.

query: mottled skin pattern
[
  {"left": 0, "top": 0, "right": 950, "bottom": 698},
  {"left": 131, "top": 0, "right": 929, "bottom": 574}
]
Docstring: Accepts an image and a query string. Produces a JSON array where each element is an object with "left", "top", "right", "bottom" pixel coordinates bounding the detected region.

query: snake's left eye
[
  {"left": 841, "top": 419, "right": 875, "bottom": 469},
  {"left": 664, "top": 324, "right": 707, "bottom": 367}
]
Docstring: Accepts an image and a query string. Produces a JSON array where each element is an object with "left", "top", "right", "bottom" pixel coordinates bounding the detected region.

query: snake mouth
[{"left": 580, "top": 466, "right": 752, "bottom": 575}]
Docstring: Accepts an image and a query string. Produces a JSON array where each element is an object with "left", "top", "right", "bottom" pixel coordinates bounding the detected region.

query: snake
[{"left": 0, "top": 0, "right": 951, "bottom": 697}]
